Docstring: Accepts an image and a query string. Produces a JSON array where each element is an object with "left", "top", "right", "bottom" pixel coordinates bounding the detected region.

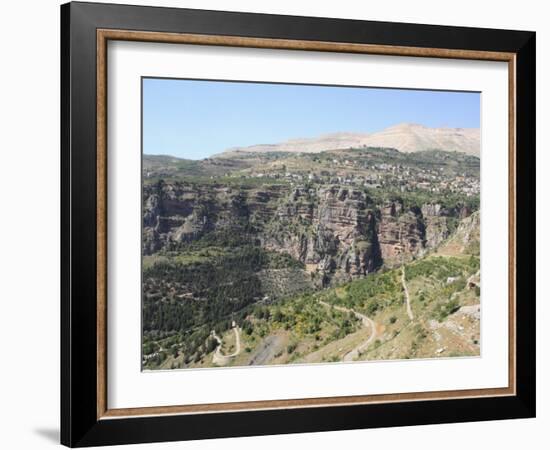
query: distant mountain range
[{"left": 218, "top": 123, "right": 480, "bottom": 157}]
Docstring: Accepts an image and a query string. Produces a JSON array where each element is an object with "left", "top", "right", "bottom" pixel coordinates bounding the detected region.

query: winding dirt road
[
  {"left": 319, "top": 300, "right": 377, "bottom": 362},
  {"left": 212, "top": 325, "right": 241, "bottom": 365},
  {"left": 401, "top": 266, "right": 414, "bottom": 320}
]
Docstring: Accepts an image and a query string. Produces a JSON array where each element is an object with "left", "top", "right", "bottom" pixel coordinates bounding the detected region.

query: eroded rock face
[
  {"left": 377, "top": 202, "right": 425, "bottom": 267},
  {"left": 453, "top": 210, "right": 480, "bottom": 252},
  {"left": 143, "top": 182, "right": 471, "bottom": 283},
  {"left": 264, "top": 186, "right": 383, "bottom": 281},
  {"left": 421, "top": 203, "right": 474, "bottom": 251},
  {"left": 422, "top": 203, "right": 450, "bottom": 252}
]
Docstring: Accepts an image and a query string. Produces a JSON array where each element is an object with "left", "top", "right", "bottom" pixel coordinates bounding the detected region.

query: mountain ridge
[{"left": 216, "top": 123, "right": 480, "bottom": 157}]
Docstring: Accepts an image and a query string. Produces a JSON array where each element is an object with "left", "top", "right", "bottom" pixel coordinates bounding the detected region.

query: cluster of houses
[
  {"left": 242, "top": 162, "right": 480, "bottom": 196},
  {"left": 144, "top": 152, "right": 480, "bottom": 197}
]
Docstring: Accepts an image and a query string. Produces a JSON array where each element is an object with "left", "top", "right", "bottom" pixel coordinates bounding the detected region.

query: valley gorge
[
  {"left": 143, "top": 181, "right": 472, "bottom": 285},
  {"left": 141, "top": 145, "right": 481, "bottom": 370}
]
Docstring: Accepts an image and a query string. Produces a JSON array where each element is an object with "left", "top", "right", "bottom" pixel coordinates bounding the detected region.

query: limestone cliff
[{"left": 143, "top": 182, "right": 470, "bottom": 283}]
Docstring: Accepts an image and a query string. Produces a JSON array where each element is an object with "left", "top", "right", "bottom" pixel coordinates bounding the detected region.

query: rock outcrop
[{"left": 143, "top": 182, "right": 473, "bottom": 283}]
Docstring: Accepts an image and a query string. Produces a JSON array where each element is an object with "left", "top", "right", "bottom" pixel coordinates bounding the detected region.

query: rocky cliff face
[
  {"left": 143, "top": 182, "right": 469, "bottom": 284},
  {"left": 377, "top": 202, "right": 424, "bottom": 267},
  {"left": 259, "top": 186, "right": 383, "bottom": 284}
]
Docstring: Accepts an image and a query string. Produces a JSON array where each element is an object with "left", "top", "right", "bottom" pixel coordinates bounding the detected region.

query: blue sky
[{"left": 143, "top": 78, "right": 480, "bottom": 160}]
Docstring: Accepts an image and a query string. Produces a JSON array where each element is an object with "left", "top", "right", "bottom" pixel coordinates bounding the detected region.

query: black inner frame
[{"left": 61, "top": 2, "right": 536, "bottom": 447}]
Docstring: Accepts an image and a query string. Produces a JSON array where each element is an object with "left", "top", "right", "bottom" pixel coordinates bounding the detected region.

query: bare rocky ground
[{"left": 247, "top": 335, "right": 285, "bottom": 366}]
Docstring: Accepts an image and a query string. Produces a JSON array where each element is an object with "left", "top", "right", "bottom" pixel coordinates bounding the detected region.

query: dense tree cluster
[{"left": 142, "top": 237, "right": 308, "bottom": 366}]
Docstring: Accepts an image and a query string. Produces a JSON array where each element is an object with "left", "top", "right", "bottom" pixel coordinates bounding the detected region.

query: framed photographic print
[{"left": 61, "top": 2, "right": 536, "bottom": 447}]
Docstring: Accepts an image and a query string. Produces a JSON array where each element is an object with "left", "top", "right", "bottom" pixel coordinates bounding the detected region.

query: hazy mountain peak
[{"left": 219, "top": 123, "right": 480, "bottom": 157}]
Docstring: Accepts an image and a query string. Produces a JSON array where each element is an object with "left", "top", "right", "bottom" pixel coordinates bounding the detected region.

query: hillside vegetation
[{"left": 142, "top": 145, "right": 480, "bottom": 370}]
